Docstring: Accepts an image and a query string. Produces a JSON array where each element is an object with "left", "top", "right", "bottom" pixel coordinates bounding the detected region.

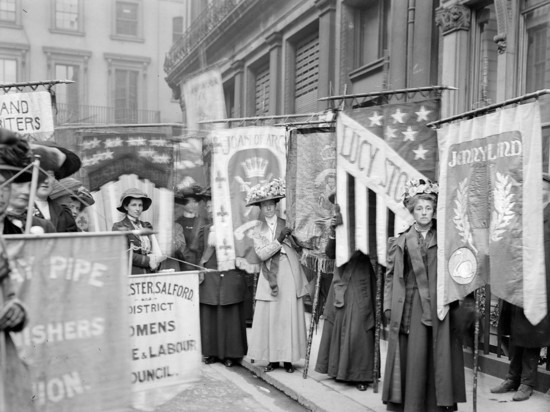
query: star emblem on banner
[
  {"left": 104, "top": 137, "right": 123, "bottom": 148},
  {"left": 391, "top": 108, "right": 406, "bottom": 124},
  {"left": 415, "top": 106, "right": 431, "bottom": 122},
  {"left": 413, "top": 145, "right": 429, "bottom": 160},
  {"left": 369, "top": 111, "right": 383, "bottom": 127},
  {"left": 402, "top": 126, "right": 417, "bottom": 142}
]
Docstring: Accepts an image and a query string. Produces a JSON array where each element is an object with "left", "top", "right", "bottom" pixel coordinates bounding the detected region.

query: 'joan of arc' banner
[
  {"left": 210, "top": 126, "right": 286, "bottom": 272},
  {"left": 80, "top": 131, "right": 174, "bottom": 191},
  {"left": 6, "top": 233, "right": 131, "bottom": 412},
  {"left": 0, "top": 91, "right": 54, "bottom": 139},
  {"left": 286, "top": 127, "right": 336, "bottom": 273},
  {"left": 129, "top": 272, "right": 201, "bottom": 410},
  {"left": 335, "top": 112, "right": 427, "bottom": 266},
  {"left": 437, "top": 102, "right": 546, "bottom": 324}
]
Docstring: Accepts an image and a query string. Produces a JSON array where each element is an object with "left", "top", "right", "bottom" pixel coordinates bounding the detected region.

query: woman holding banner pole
[
  {"left": 246, "top": 179, "right": 310, "bottom": 373},
  {"left": 382, "top": 179, "right": 466, "bottom": 412},
  {"left": 112, "top": 188, "right": 166, "bottom": 275}
]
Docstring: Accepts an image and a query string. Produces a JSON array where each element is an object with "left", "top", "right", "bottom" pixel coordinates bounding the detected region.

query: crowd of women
[{"left": 1, "top": 125, "right": 547, "bottom": 411}]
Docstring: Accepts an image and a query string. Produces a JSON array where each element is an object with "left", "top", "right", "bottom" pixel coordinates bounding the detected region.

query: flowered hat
[
  {"left": 246, "top": 178, "right": 286, "bottom": 207},
  {"left": 116, "top": 188, "right": 152, "bottom": 213},
  {"left": 402, "top": 178, "right": 439, "bottom": 209}
]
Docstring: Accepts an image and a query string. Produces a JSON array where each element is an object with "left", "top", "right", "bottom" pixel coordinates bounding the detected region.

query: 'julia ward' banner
[
  {"left": 129, "top": 272, "right": 201, "bottom": 411},
  {"left": 286, "top": 127, "right": 336, "bottom": 273},
  {"left": 6, "top": 233, "right": 131, "bottom": 412},
  {"left": 437, "top": 101, "right": 546, "bottom": 324},
  {"left": 210, "top": 126, "right": 287, "bottom": 272}
]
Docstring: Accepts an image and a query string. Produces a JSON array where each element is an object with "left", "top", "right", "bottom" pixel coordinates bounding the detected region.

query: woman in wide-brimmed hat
[
  {"left": 173, "top": 184, "right": 207, "bottom": 271},
  {"left": 245, "top": 178, "right": 310, "bottom": 374},
  {"left": 112, "top": 188, "right": 166, "bottom": 275},
  {"left": 50, "top": 177, "right": 95, "bottom": 231}
]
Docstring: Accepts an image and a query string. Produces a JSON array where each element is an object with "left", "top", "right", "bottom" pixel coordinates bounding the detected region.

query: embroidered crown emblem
[
  {"left": 320, "top": 143, "right": 336, "bottom": 162},
  {"left": 241, "top": 157, "right": 269, "bottom": 179}
]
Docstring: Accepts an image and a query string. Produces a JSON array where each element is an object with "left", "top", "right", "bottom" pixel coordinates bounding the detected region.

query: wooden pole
[
  {"left": 372, "top": 262, "right": 383, "bottom": 392},
  {"left": 473, "top": 288, "right": 480, "bottom": 412},
  {"left": 24, "top": 156, "right": 40, "bottom": 234},
  {"left": 303, "top": 267, "right": 323, "bottom": 379}
]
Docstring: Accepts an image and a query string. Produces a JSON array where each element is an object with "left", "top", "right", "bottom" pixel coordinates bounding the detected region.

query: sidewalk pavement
[{"left": 241, "top": 315, "right": 550, "bottom": 412}]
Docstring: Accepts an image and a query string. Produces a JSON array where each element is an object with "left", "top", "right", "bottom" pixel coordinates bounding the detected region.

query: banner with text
[
  {"left": 6, "top": 233, "right": 131, "bottom": 412},
  {"left": 129, "top": 271, "right": 201, "bottom": 410},
  {"left": 182, "top": 69, "right": 226, "bottom": 130},
  {"left": 210, "top": 126, "right": 287, "bottom": 273},
  {"left": 0, "top": 91, "right": 54, "bottom": 139},
  {"left": 335, "top": 112, "right": 426, "bottom": 266},
  {"left": 437, "top": 101, "right": 546, "bottom": 324}
]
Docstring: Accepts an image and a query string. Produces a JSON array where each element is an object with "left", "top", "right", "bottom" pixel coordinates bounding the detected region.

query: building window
[
  {"left": 294, "top": 32, "right": 319, "bottom": 114},
  {"left": 55, "top": 63, "right": 79, "bottom": 107},
  {"left": 116, "top": 1, "right": 138, "bottom": 36},
  {"left": 114, "top": 68, "right": 139, "bottom": 123},
  {"left": 55, "top": 0, "right": 79, "bottom": 31},
  {"left": 255, "top": 64, "right": 270, "bottom": 116},
  {"left": 355, "top": 0, "right": 390, "bottom": 68},
  {"left": 0, "top": 0, "right": 16, "bottom": 23},
  {"left": 0, "top": 57, "right": 16, "bottom": 83},
  {"left": 224, "top": 81, "right": 235, "bottom": 119},
  {"left": 172, "top": 16, "right": 183, "bottom": 43}
]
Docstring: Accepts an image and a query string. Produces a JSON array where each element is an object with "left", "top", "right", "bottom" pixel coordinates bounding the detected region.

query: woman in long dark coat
[
  {"left": 199, "top": 197, "right": 248, "bottom": 367},
  {"left": 382, "top": 179, "right": 466, "bottom": 412},
  {"left": 315, "top": 194, "right": 377, "bottom": 391}
]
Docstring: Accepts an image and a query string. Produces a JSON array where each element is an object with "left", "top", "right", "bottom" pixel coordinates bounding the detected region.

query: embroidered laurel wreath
[
  {"left": 489, "top": 172, "right": 515, "bottom": 242},
  {"left": 453, "top": 178, "right": 477, "bottom": 253}
]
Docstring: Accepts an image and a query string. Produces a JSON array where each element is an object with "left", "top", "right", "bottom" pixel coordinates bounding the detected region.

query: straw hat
[{"left": 116, "top": 188, "right": 152, "bottom": 213}]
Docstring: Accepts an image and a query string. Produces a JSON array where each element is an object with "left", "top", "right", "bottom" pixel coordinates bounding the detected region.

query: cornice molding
[{"left": 435, "top": 4, "right": 471, "bottom": 35}]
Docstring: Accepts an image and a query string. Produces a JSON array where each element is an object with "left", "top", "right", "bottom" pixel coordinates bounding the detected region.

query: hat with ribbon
[
  {"left": 50, "top": 177, "right": 95, "bottom": 207},
  {"left": 174, "top": 184, "right": 206, "bottom": 205},
  {"left": 246, "top": 178, "right": 286, "bottom": 207},
  {"left": 116, "top": 188, "right": 152, "bottom": 213}
]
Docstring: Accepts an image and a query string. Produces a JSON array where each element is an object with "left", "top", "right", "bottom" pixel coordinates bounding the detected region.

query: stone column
[
  {"left": 231, "top": 60, "right": 244, "bottom": 118},
  {"left": 435, "top": 3, "right": 471, "bottom": 118},
  {"left": 266, "top": 32, "right": 282, "bottom": 115},
  {"left": 315, "top": 0, "right": 337, "bottom": 110}
]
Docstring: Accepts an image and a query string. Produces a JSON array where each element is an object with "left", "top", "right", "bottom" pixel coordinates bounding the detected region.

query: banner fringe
[
  {"left": 235, "top": 257, "right": 260, "bottom": 274},
  {"left": 300, "top": 249, "right": 334, "bottom": 274}
]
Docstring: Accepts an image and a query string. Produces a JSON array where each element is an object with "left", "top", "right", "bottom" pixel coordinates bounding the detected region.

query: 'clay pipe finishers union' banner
[
  {"left": 210, "top": 126, "right": 287, "bottom": 272},
  {"left": 129, "top": 271, "right": 201, "bottom": 410},
  {"left": 6, "top": 233, "right": 131, "bottom": 412},
  {"left": 436, "top": 101, "right": 546, "bottom": 324}
]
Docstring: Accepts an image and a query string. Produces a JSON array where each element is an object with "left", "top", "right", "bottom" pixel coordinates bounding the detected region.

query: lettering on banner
[
  {"left": 21, "top": 317, "right": 105, "bottom": 346},
  {"left": 212, "top": 133, "right": 286, "bottom": 156},
  {"left": 0, "top": 99, "right": 42, "bottom": 132},
  {"left": 33, "top": 371, "right": 90, "bottom": 405}
]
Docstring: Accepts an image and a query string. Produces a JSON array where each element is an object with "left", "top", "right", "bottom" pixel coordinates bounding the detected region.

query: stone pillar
[
  {"left": 231, "top": 60, "right": 244, "bottom": 118},
  {"left": 435, "top": 3, "right": 471, "bottom": 118},
  {"left": 266, "top": 32, "right": 282, "bottom": 115},
  {"left": 315, "top": 0, "right": 337, "bottom": 110}
]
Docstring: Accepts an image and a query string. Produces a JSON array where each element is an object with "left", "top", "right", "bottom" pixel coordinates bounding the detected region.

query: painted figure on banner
[
  {"left": 382, "top": 179, "right": 466, "bottom": 412},
  {"left": 490, "top": 173, "right": 550, "bottom": 401},
  {"left": 0, "top": 127, "right": 38, "bottom": 411},
  {"left": 246, "top": 179, "right": 310, "bottom": 374},
  {"left": 173, "top": 185, "right": 207, "bottom": 271},
  {"left": 198, "top": 193, "right": 248, "bottom": 368},
  {"left": 228, "top": 149, "right": 281, "bottom": 272},
  {"left": 112, "top": 188, "right": 167, "bottom": 275},
  {"left": 30, "top": 143, "right": 82, "bottom": 233},
  {"left": 315, "top": 191, "right": 377, "bottom": 392}
]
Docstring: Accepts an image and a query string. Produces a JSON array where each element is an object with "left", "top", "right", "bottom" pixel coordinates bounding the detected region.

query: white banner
[
  {"left": 182, "top": 69, "right": 226, "bottom": 130},
  {"left": 129, "top": 271, "right": 201, "bottom": 410},
  {"left": 0, "top": 91, "right": 54, "bottom": 137}
]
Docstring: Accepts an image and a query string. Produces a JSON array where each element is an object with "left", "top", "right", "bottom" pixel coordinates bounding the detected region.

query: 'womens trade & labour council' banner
[
  {"left": 437, "top": 101, "right": 546, "bottom": 325},
  {"left": 210, "top": 126, "right": 287, "bottom": 273}
]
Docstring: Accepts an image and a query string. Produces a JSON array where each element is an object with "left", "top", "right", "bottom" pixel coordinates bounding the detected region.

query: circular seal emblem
[{"left": 448, "top": 247, "right": 477, "bottom": 285}]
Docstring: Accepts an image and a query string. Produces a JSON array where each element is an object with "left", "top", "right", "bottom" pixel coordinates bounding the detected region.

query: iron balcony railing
[
  {"left": 55, "top": 103, "right": 161, "bottom": 125},
  {"left": 164, "top": 0, "right": 256, "bottom": 75}
]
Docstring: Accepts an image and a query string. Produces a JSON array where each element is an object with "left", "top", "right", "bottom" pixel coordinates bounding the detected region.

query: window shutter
[
  {"left": 255, "top": 64, "right": 270, "bottom": 116},
  {"left": 294, "top": 33, "right": 319, "bottom": 114}
]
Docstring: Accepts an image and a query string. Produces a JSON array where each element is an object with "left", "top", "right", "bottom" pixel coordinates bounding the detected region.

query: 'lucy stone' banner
[
  {"left": 210, "top": 126, "right": 286, "bottom": 273},
  {"left": 129, "top": 271, "right": 201, "bottom": 410},
  {"left": 436, "top": 102, "right": 546, "bottom": 324},
  {"left": 6, "top": 233, "right": 131, "bottom": 412}
]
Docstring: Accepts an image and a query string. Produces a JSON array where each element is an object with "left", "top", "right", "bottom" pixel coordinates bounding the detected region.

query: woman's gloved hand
[{"left": 277, "top": 227, "right": 292, "bottom": 243}]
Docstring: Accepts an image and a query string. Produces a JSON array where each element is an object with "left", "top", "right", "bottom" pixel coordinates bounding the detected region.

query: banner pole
[
  {"left": 303, "top": 266, "right": 323, "bottom": 379},
  {"left": 372, "top": 262, "right": 383, "bottom": 392},
  {"left": 473, "top": 288, "right": 480, "bottom": 412},
  {"left": 24, "top": 156, "right": 41, "bottom": 234}
]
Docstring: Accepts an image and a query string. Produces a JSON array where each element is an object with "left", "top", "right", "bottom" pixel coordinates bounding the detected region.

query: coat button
[{"left": 220, "top": 273, "right": 224, "bottom": 277}]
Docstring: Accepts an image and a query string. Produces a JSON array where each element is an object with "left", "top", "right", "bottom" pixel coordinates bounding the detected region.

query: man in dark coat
[{"left": 491, "top": 173, "right": 550, "bottom": 401}]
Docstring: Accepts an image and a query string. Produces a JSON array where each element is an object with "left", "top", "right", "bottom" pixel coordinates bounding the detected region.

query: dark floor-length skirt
[
  {"left": 315, "top": 272, "right": 375, "bottom": 382},
  {"left": 386, "top": 291, "right": 457, "bottom": 412},
  {"left": 200, "top": 301, "right": 248, "bottom": 360}
]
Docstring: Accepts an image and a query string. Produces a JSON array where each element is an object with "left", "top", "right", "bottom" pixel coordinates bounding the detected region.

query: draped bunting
[{"left": 436, "top": 101, "right": 546, "bottom": 324}]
